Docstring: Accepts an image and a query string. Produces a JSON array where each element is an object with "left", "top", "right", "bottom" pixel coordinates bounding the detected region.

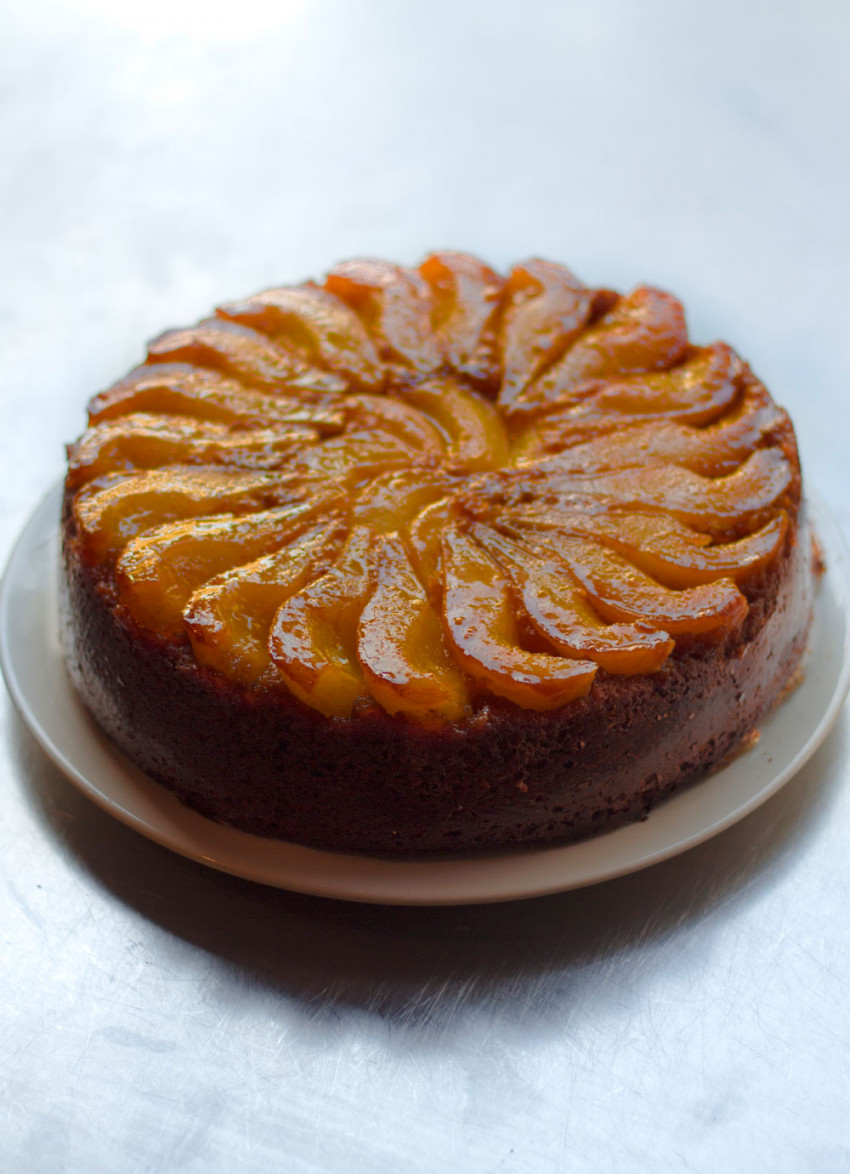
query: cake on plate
[{"left": 60, "top": 253, "right": 814, "bottom": 853}]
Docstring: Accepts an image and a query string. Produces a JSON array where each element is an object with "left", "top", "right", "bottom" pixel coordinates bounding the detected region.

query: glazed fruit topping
[
  {"left": 217, "top": 284, "right": 384, "bottom": 393},
  {"left": 68, "top": 253, "right": 800, "bottom": 723},
  {"left": 358, "top": 533, "right": 469, "bottom": 723},
  {"left": 147, "top": 318, "right": 347, "bottom": 394}
]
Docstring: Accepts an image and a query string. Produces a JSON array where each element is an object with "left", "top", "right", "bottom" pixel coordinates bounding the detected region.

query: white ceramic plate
[{"left": 2, "top": 484, "right": 849, "bottom": 905}]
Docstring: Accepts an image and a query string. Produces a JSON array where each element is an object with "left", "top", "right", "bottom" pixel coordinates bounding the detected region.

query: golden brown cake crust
[{"left": 59, "top": 254, "right": 815, "bottom": 853}]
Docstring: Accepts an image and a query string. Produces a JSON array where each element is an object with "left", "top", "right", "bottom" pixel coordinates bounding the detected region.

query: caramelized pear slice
[
  {"left": 117, "top": 491, "right": 343, "bottom": 635},
  {"left": 497, "top": 259, "right": 594, "bottom": 408},
  {"left": 529, "top": 286, "right": 689, "bottom": 405},
  {"left": 217, "top": 285, "right": 383, "bottom": 392},
  {"left": 419, "top": 252, "right": 504, "bottom": 390},
  {"left": 73, "top": 469, "right": 301, "bottom": 561},
  {"left": 67, "top": 413, "right": 317, "bottom": 488},
  {"left": 521, "top": 393, "right": 781, "bottom": 478},
  {"left": 483, "top": 447, "right": 794, "bottom": 535},
  {"left": 184, "top": 516, "right": 347, "bottom": 684},
  {"left": 358, "top": 534, "right": 469, "bottom": 722},
  {"left": 88, "top": 364, "right": 345, "bottom": 432},
  {"left": 345, "top": 394, "right": 445, "bottom": 457},
  {"left": 325, "top": 260, "right": 440, "bottom": 374},
  {"left": 568, "top": 343, "right": 740, "bottom": 422},
  {"left": 289, "top": 429, "right": 427, "bottom": 488},
  {"left": 620, "top": 513, "right": 788, "bottom": 586},
  {"left": 509, "top": 343, "right": 742, "bottom": 455},
  {"left": 397, "top": 379, "right": 509, "bottom": 471},
  {"left": 146, "top": 318, "right": 346, "bottom": 394},
  {"left": 543, "top": 535, "right": 747, "bottom": 636},
  {"left": 269, "top": 526, "right": 374, "bottom": 718},
  {"left": 504, "top": 507, "right": 788, "bottom": 588},
  {"left": 560, "top": 448, "right": 794, "bottom": 533},
  {"left": 351, "top": 469, "right": 455, "bottom": 533},
  {"left": 472, "top": 524, "right": 674, "bottom": 674},
  {"left": 405, "top": 496, "right": 454, "bottom": 594},
  {"left": 441, "top": 526, "right": 597, "bottom": 710}
]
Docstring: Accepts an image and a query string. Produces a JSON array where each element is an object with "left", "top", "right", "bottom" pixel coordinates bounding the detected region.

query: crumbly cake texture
[{"left": 60, "top": 253, "right": 814, "bottom": 853}]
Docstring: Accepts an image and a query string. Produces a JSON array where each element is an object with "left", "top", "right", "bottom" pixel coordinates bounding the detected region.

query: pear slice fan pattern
[{"left": 67, "top": 254, "right": 799, "bottom": 725}]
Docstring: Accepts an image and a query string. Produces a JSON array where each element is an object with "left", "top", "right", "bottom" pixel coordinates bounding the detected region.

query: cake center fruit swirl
[{"left": 66, "top": 254, "right": 799, "bottom": 725}]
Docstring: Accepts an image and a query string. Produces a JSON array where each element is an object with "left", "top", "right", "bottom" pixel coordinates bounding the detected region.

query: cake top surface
[{"left": 66, "top": 253, "right": 800, "bottom": 723}]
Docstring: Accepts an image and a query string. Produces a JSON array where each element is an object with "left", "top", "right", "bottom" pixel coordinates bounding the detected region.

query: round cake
[{"left": 60, "top": 253, "right": 814, "bottom": 853}]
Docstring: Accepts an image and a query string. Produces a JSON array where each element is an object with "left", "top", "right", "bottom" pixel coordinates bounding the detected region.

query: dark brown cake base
[{"left": 60, "top": 500, "right": 814, "bottom": 855}]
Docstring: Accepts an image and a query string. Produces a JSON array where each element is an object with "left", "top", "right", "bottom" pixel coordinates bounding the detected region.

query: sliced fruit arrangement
[
  {"left": 358, "top": 533, "right": 469, "bottom": 723},
  {"left": 325, "top": 260, "right": 441, "bottom": 375},
  {"left": 420, "top": 251, "right": 504, "bottom": 390},
  {"left": 470, "top": 524, "right": 675, "bottom": 674},
  {"left": 526, "top": 285, "right": 689, "bottom": 408},
  {"left": 217, "top": 284, "right": 384, "bottom": 393},
  {"left": 66, "top": 254, "right": 800, "bottom": 723},
  {"left": 268, "top": 526, "right": 375, "bottom": 718},
  {"left": 441, "top": 525, "right": 598, "bottom": 710},
  {"left": 66, "top": 413, "right": 320, "bottom": 488},
  {"left": 185, "top": 516, "right": 348, "bottom": 684},
  {"left": 497, "top": 259, "right": 595, "bottom": 409},
  {"left": 73, "top": 469, "right": 306, "bottom": 561},
  {"left": 146, "top": 318, "right": 347, "bottom": 394},
  {"left": 396, "top": 379, "right": 508, "bottom": 471},
  {"left": 116, "top": 490, "right": 345, "bottom": 635},
  {"left": 87, "top": 363, "right": 346, "bottom": 431}
]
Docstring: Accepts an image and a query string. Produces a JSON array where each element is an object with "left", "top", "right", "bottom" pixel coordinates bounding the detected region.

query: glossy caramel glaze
[{"left": 65, "top": 254, "right": 802, "bottom": 726}]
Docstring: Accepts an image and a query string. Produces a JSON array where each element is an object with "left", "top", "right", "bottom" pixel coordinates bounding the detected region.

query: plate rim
[{"left": 2, "top": 481, "right": 849, "bottom": 905}]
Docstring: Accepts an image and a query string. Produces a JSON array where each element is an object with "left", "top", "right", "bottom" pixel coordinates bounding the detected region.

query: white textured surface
[{"left": 1, "top": 1, "right": 849, "bottom": 1171}]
